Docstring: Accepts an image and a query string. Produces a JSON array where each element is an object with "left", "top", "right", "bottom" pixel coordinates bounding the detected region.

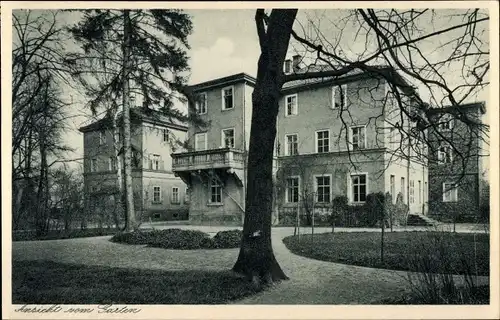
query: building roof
[
  {"left": 282, "top": 64, "right": 418, "bottom": 98},
  {"left": 187, "top": 64, "right": 418, "bottom": 99},
  {"left": 188, "top": 72, "right": 256, "bottom": 92},
  {"left": 78, "top": 107, "right": 188, "bottom": 133},
  {"left": 428, "top": 101, "right": 486, "bottom": 115}
]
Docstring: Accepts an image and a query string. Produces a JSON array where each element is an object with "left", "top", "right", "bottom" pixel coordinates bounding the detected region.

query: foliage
[
  {"left": 12, "top": 260, "right": 258, "bottom": 304},
  {"left": 111, "top": 229, "right": 209, "bottom": 249},
  {"left": 211, "top": 229, "right": 243, "bottom": 249},
  {"left": 110, "top": 228, "right": 242, "bottom": 250},
  {"left": 386, "top": 192, "right": 409, "bottom": 226},
  {"left": 404, "top": 231, "right": 489, "bottom": 304},
  {"left": 282, "top": 231, "right": 489, "bottom": 276}
]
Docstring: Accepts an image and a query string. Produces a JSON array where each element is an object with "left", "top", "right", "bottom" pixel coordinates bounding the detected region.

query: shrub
[
  {"left": 392, "top": 192, "right": 409, "bottom": 226},
  {"left": 330, "top": 195, "right": 348, "bottom": 226},
  {"left": 111, "top": 229, "right": 212, "bottom": 250},
  {"left": 405, "top": 231, "right": 488, "bottom": 304},
  {"left": 211, "top": 229, "right": 242, "bottom": 249},
  {"left": 110, "top": 228, "right": 243, "bottom": 250},
  {"left": 361, "top": 192, "right": 386, "bottom": 227},
  {"left": 110, "top": 229, "right": 157, "bottom": 245}
]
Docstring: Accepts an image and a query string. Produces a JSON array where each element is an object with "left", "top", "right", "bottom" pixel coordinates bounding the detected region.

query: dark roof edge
[
  {"left": 78, "top": 113, "right": 188, "bottom": 133},
  {"left": 429, "top": 101, "right": 486, "bottom": 115},
  {"left": 188, "top": 72, "right": 256, "bottom": 92}
]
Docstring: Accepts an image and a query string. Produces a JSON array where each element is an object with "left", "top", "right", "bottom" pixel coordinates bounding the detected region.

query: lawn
[
  {"left": 12, "top": 260, "right": 257, "bottom": 304},
  {"left": 283, "top": 231, "right": 489, "bottom": 276}
]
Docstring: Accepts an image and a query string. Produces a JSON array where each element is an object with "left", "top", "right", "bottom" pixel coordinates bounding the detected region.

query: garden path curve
[{"left": 12, "top": 225, "right": 489, "bottom": 304}]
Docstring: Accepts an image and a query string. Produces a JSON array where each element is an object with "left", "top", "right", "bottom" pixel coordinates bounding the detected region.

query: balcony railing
[{"left": 172, "top": 148, "right": 245, "bottom": 172}]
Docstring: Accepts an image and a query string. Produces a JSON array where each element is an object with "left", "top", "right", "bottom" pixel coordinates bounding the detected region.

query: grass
[
  {"left": 283, "top": 231, "right": 489, "bottom": 276},
  {"left": 13, "top": 228, "right": 119, "bottom": 242},
  {"left": 378, "top": 285, "right": 490, "bottom": 304},
  {"left": 12, "top": 260, "right": 257, "bottom": 304}
]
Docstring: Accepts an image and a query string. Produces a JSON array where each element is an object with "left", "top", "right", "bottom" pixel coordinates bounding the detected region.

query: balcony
[{"left": 172, "top": 148, "right": 245, "bottom": 173}]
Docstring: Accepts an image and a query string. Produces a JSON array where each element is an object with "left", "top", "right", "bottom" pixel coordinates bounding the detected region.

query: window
[
  {"left": 99, "top": 131, "right": 106, "bottom": 145},
  {"left": 222, "top": 86, "right": 234, "bottom": 110},
  {"left": 401, "top": 177, "right": 406, "bottom": 201},
  {"left": 196, "top": 92, "right": 207, "bottom": 114},
  {"left": 90, "top": 185, "right": 98, "bottom": 193},
  {"left": 150, "top": 154, "right": 161, "bottom": 170},
  {"left": 171, "top": 187, "right": 180, "bottom": 204},
  {"left": 194, "top": 133, "right": 207, "bottom": 151},
  {"left": 210, "top": 179, "right": 222, "bottom": 204},
  {"left": 439, "top": 113, "right": 454, "bottom": 131},
  {"left": 350, "top": 126, "right": 366, "bottom": 150},
  {"left": 316, "top": 130, "right": 330, "bottom": 153},
  {"left": 153, "top": 186, "right": 162, "bottom": 203},
  {"left": 108, "top": 157, "right": 116, "bottom": 171},
  {"left": 163, "top": 129, "right": 169, "bottom": 142},
  {"left": 351, "top": 174, "right": 367, "bottom": 203},
  {"left": 221, "top": 128, "right": 235, "bottom": 148},
  {"left": 286, "top": 177, "right": 300, "bottom": 203},
  {"left": 285, "top": 134, "right": 298, "bottom": 156},
  {"left": 443, "top": 182, "right": 458, "bottom": 202},
  {"left": 390, "top": 175, "right": 395, "bottom": 201},
  {"left": 315, "top": 175, "right": 331, "bottom": 203},
  {"left": 285, "top": 94, "right": 298, "bottom": 116},
  {"left": 184, "top": 187, "right": 190, "bottom": 204},
  {"left": 418, "top": 180, "right": 422, "bottom": 204},
  {"left": 409, "top": 180, "right": 415, "bottom": 204},
  {"left": 438, "top": 143, "right": 453, "bottom": 164},
  {"left": 90, "top": 158, "right": 98, "bottom": 172},
  {"left": 331, "top": 84, "right": 347, "bottom": 109}
]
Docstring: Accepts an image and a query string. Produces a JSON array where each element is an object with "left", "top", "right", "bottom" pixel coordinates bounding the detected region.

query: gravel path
[{"left": 12, "top": 225, "right": 489, "bottom": 304}]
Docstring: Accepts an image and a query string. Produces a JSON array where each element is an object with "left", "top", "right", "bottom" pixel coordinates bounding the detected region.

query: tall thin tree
[{"left": 68, "top": 9, "right": 193, "bottom": 231}]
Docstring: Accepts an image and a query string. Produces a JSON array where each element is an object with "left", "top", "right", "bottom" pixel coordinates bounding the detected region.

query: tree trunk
[
  {"left": 112, "top": 107, "right": 124, "bottom": 231},
  {"left": 122, "top": 10, "right": 136, "bottom": 232},
  {"left": 232, "top": 9, "right": 297, "bottom": 284},
  {"left": 232, "top": 72, "right": 288, "bottom": 284}
]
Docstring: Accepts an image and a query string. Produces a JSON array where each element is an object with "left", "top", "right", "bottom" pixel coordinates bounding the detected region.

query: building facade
[
  {"left": 275, "top": 64, "right": 429, "bottom": 224},
  {"left": 426, "top": 102, "right": 487, "bottom": 221},
  {"left": 79, "top": 107, "right": 189, "bottom": 225},
  {"left": 172, "top": 62, "right": 430, "bottom": 226},
  {"left": 171, "top": 73, "right": 255, "bottom": 225}
]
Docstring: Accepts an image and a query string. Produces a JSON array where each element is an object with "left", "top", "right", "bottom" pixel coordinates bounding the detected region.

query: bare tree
[
  {"left": 233, "top": 8, "right": 489, "bottom": 284},
  {"left": 11, "top": 10, "right": 77, "bottom": 233}
]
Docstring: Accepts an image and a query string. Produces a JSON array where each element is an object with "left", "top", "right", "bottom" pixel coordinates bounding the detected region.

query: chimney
[
  {"left": 292, "top": 54, "right": 301, "bottom": 72},
  {"left": 284, "top": 59, "right": 292, "bottom": 74}
]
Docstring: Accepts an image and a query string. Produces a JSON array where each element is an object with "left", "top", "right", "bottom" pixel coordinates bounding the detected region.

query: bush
[
  {"left": 211, "top": 229, "right": 242, "bottom": 249},
  {"left": 330, "top": 195, "right": 348, "bottom": 226},
  {"left": 111, "top": 228, "right": 242, "bottom": 250},
  {"left": 111, "top": 229, "right": 212, "bottom": 250},
  {"left": 361, "top": 192, "right": 386, "bottom": 227},
  {"left": 405, "top": 231, "right": 488, "bottom": 304}
]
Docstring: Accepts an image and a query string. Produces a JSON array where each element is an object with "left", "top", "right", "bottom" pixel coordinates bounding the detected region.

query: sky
[{"left": 23, "top": 8, "right": 490, "bottom": 168}]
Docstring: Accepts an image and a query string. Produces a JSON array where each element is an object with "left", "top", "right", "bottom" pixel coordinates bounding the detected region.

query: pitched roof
[{"left": 78, "top": 107, "right": 188, "bottom": 133}]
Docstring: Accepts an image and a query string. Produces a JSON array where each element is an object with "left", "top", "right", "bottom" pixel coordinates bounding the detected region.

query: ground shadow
[{"left": 12, "top": 260, "right": 257, "bottom": 304}]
